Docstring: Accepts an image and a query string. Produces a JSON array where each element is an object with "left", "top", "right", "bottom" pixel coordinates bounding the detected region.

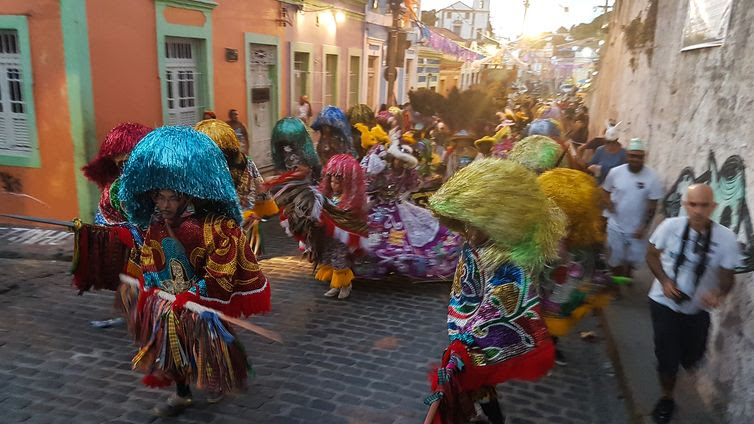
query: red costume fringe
[{"left": 72, "top": 224, "right": 135, "bottom": 293}]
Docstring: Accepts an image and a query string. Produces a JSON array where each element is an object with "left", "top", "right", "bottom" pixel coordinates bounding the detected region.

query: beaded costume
[
  {"left": 118, "top": 126, "right": 270, "bottom": 395},
  {"left": 425, "top": 159, "right": 566, "bottom": 424}
]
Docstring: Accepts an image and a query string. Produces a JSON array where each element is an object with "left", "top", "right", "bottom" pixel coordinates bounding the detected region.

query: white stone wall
[{"left": 589, "top": 1, "right": 754, "bottom": 421}]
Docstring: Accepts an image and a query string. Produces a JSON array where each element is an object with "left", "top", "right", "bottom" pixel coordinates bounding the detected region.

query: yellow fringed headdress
[
  {"left": 195, "top": 119, "right": 240, "bottom": 152},
  {"left": 538, "top": 168, "right": 605, "bottom": 248},
  {"left": 429, "top": 158, "right": 566, "bottom": 270}
]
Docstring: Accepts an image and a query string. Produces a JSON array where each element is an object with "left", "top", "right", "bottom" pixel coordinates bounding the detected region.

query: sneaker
[
  {"left": 152, "top": 394, "right": 193, "bottom": 417},
  {"left": 324, "top": 287, "right": 340, "bottom": 297},
  {"left": 555, "top": 349, "right": 567, "bottom": 366},
  {"left": 89, "top": 317, "right": 125, "bottom": 329},
  {"left": 338, "top": 285, "right": 352, "bottom": 299},
  {"left": 651, "top": 397, "right": 675, "bottom": 424}
]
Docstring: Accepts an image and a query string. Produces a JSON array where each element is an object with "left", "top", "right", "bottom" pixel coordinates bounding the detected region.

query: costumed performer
[
  {"left": 118, "top": 126, "right": 270, "bottom": 416},
  {"left": 355, "top": 129, "right": 461, "bottom": 281},
  {"left": 314, "top": 154, "right": 368, "bottom": 299},
  {"left": 195, "top": 119, "right": 278, "bottom": 254},
  {"left": 347, "top": 103, "right": 376, "bottom": 159},
  {"left": 312, "top": 105, "right": 356, "bottom": 165},
  {"left": 537, "top": 168, "right": 610, "bottom": 365},
  {"left": 75, "top": 123, "right": 151, "bottom": 327},
  {"left": 425, "top": 158, "right": 566, "bottom": 424}
]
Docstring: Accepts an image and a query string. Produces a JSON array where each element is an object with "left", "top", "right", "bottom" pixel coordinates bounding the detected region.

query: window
[
  {"left": 367, "top": 55, "right": 377, "bottom": 108},
  {"left": 0, "top": 29, "right": 34, "bottom": 160},
  {"left": 348, "top": 55, "right": 360, "bottom": 108},
  {"left": 324, "top": 54, "right": 338, "bottom": 106},
  {"left": 480, "top": 1, "right": 484, "bottom": 9},
  {"left": 164, "top": 38, "right": 201, "bottom": 126},
  {"left": 465, "top": 12, "right": 470, "bottom": 19},
  {"left": 453, "top": 24, "right": 462, "bottom": 35},
  {"left": 293, "top": 51, "right": 310, "bottom": 100}
]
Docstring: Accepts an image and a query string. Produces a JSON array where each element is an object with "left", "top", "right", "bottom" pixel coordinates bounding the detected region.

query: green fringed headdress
[
  {"left": 119, "top": 126, "right": 242, "bottom": 227},
  {"left": 507, "top": 135, "right": 564, "bottom": 173},
  {"left": 270, "top": 117, "right": 322, "bottom": 178},
  {"left": 429, "top": 158, "right": 566, "bottom": 270}
]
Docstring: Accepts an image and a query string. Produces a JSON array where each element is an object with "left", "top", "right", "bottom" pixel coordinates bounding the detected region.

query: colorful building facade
[{"left": 0, "top": 0, "right": 367, "bottom": 222}]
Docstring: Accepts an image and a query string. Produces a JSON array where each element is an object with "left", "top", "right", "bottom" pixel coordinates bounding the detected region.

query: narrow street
[{"left": 0, "top": 225, "right": 629, "bottom": 424}]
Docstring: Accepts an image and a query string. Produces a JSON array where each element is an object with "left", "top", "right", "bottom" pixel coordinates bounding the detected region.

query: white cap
[
  {"left": 605, "top": 125, "right": 619, "bottom": 141},
  {"left": 627, "top": 138, "right": 646, "bottom": 151}
]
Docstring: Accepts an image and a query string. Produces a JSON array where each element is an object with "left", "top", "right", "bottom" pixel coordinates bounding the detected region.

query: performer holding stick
[{"left": 118, "top": 126, "right": 271, "bottom": 417}]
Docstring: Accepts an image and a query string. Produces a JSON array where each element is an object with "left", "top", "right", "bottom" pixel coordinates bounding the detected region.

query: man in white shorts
[{"left": 602, "top": 138, "right": 664, "bottom": 277}]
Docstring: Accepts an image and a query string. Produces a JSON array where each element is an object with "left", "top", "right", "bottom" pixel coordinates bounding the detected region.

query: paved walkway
[{"left": 0, "top": 222, "right": 629, "bottom": 423}]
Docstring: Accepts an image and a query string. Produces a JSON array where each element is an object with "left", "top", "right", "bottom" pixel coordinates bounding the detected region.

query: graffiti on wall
[{"left": 663, "top": 152, "right": 753, "bottom": 273}]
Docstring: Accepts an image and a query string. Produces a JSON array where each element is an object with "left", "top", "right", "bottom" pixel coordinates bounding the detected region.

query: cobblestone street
[{"left": 0, "top": 224, "right": 629, "bottom": 424}]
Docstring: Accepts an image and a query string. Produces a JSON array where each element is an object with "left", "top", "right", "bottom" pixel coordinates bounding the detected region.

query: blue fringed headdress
[
  {"left": 311, "top": 106, "right": 354, "bottom": 147},
  {"left": 119, "top": 126, "right": 242, "bottom": 227},
  {"left": 526, "top": 119, "right": 562, "bottom": 139}
]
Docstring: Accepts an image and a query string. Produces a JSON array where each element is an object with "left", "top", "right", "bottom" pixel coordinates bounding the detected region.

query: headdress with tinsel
[
  {"left": 311, "top": 106, "right": 354, "bottom": 151},
  {"left": 429, "top": 158, "right": 566, "bottom": 270},
  {"left": 194, "top": 119, "right": 250, "bottom": 194},
  {"left": 538, "top": 168, "right": 604, "bottom": 248},
  {"left": 347, "top": 104, "right": 375, "bottom": 127},
  {"left": 82, "top": 122, "right": 152, "bottom": 189},
  {"left": 319, "top": 154, "right": 367, "bottom": 218},
  {"left": 526, "top": 118, "right": 562, "bottom": 139},
  {"left": 270, "top": 117, "right": 322, "bottom": 178},
  {"left": 507, "top": 135, "right": 564, "bottom": 173},
  {"left": 119, "top": 126, "right": 242, "bottom": 227}
]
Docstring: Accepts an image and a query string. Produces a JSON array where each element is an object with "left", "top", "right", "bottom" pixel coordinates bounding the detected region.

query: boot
[{"left": 479, "top": 398, "right": 506, "bottom": 424}]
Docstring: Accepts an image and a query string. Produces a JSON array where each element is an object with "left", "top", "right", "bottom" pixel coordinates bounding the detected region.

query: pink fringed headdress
[
  {"left": 319, "top": 154, "right": 366, "bottom": 218},
  {"left": 82, "top": 122, "right": 153, "bottom": 189}
]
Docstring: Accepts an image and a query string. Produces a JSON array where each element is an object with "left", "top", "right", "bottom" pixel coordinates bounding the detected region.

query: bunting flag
[{"left": 416, "top": 24, "right": 486, "bottom": 62}]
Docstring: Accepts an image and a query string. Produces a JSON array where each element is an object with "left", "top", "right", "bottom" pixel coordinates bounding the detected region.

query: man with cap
[
  {"left": 602, "top": 138, "right": 664, "bottom": 278},
  {"left": 585, "top": 121, "right": 626, "bottom": 184}
]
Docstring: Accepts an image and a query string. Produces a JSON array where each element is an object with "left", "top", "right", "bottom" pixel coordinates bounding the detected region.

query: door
[
  {"left": 248, "top": 43, "right": 276, "bottom": 171},
  {"left": 367, "top": 55, "right": 377, "bottom": 109},
  {"left": 165, "top": 38, "right": 200, "bottom": 126}
]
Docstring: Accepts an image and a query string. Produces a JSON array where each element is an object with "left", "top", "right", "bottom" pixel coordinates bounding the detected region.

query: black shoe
[
  {"left": 652, "top": 397, "right": 675, "bottom": 424},
  {"left": 555, "top": 349, "right": 567, "bottom": 366},
  {"left": 479, "top": 398, "right": 506, "bottom": 424}
]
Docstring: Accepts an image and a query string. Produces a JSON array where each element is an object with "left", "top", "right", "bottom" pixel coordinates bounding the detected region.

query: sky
[{"left": 420, "top": 0, "right": 614, "bottom": 39}]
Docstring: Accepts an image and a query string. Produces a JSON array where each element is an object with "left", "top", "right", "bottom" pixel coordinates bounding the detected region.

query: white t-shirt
[
  {"left": 602, "top": 164, "right": 664, "bottom": 233},
  {"left": 647, "top": 217, "right": 742, "bottom": 314}
]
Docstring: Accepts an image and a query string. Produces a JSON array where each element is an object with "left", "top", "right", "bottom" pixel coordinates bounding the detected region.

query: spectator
[
  {"left": 567, "top": 115, "right": 589, "bottom": 146},
  {"left": 645, "top": 183, "right": 741, "bottom": 424},
  {"left": 587, "top": 121, "right": 625, "bottom": 184},
  {"left": 226, "top": 109, "right": 249, "bottom": 153},
  {"left": 602, "top": 138, "right": 664, "bottom": 278},
  {"left": 297, "top": 95, "right": 312, "bottom": 125}
]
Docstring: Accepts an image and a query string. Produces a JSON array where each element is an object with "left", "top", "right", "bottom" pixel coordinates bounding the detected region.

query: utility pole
[
  {"left": 385, "top": 0, "right": 405, "bottom": 107},
  {"left": 522, "top": 0, "right": 531, "bottom": 33}
]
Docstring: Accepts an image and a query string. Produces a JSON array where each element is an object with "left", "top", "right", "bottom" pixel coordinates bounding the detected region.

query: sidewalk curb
[{"left": 598, "top": 306, "right": 644, "bottom": 424}]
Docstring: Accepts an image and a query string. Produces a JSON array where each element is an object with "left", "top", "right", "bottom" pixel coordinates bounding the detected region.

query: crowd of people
[{"left": 69, "top": 86, "right": 740, "bottom": 424}]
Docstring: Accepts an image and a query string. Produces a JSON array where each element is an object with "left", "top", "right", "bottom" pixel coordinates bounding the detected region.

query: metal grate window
[{"left": 0, "top": 29, "right": 31, "bottom": 155}]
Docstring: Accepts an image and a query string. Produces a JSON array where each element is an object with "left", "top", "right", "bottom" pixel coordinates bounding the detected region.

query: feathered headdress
[
  {"left": 354, "top": 123, "right": 390, "bottom": 150},
  {"left": 319, "top": 154, "right": 367, "bottom": 218},
  {"left": 439, "top": 88, "right": 496, "bottom": 136},
  {"left": 429, "top": 158, "right": 566, "bottom": 270},
  {"left": 507, "top": 135, "right": 564, "bottom": 173},
  {"left": 538, "top": 168, "right": 605, "bottom": 248},
  {"left": 195, "top": 119, "right": 250, "bottom": 195},
  {"left": 311, "top": 106, "right": 354, "bottom": 150},
  {"left": 119, "top": 126, "right": 242, "bottom": 227},
  {"left": 386, "top": 128, "right": 418, "bottom": 169},
  {"left": 270, "top": 117, "right": 322, "bottom": 178},
  {"left": 82, "top": 122, "right": 152, "bottom": 189}
]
